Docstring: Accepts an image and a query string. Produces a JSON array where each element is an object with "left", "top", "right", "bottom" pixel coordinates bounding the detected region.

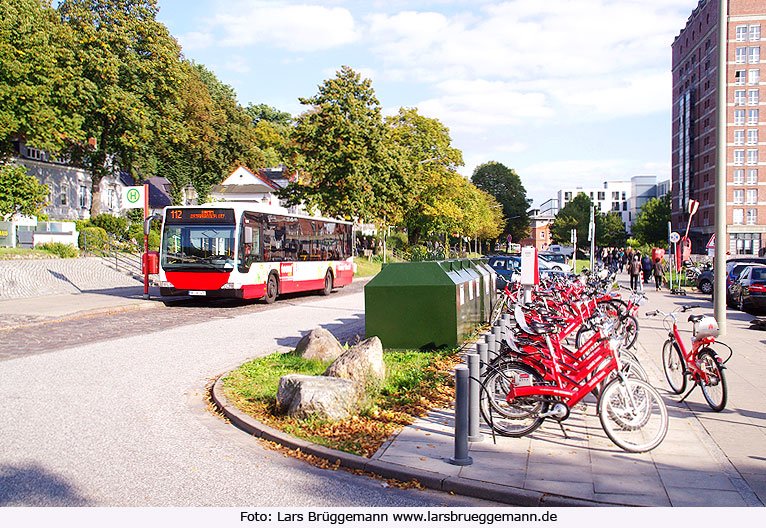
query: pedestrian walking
[
  {"left": 654, "top": 257, "right": 666, "bottom": 291},
  {"left": 629, "top": 255, "right": 642, "bottom": 291},
  {"left": 641, "top": 254, "right": 654, "bottom": 284}
]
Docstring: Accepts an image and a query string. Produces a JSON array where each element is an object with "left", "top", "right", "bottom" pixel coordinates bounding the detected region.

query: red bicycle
[{"left": 646, "top": 305, "right": 732, "bottom": 411}]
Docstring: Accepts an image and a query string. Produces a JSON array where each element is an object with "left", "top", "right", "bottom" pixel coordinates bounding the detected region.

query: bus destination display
[{"left": 165, "top": 208, "right": 235, "bottom": 224}]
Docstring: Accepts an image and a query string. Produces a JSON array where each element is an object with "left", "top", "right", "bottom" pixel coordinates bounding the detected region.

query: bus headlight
[
  {"left": 220, "top": 283, "right": 241, "bottom": 289},
  {"left": 159, "top": 281, "right": 174, "bottom": 288}
]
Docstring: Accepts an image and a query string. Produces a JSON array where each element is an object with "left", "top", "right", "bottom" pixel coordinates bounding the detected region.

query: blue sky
[{"left": 155, "top": 0, "right": 696, "bottom": 208}]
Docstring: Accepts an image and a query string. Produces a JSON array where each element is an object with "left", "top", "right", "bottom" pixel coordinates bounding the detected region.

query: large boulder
[
  {"left": 324, "top": 336, "right": 385, "bottom": 384},
  {"left": 293, "top": 328, "right": 345, "bottom": 362},
  {"left": 276, "top": 374, "right": 361, "bottom": 421}
]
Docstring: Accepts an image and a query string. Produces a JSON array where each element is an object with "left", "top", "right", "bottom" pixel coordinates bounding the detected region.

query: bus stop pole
[{"left": 143, "top": 183, "right": 150, "bottom": 300}]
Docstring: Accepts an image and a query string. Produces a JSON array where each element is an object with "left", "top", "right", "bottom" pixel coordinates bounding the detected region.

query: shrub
[
  {"left": 78, "top": 226, "right": 109, "bottom": 251},
  {"left": 90, "top": 213, "right": 128, "bottom": 238},
  {"left": 37, "top": 242, "right": 79, "bottom": 258}
]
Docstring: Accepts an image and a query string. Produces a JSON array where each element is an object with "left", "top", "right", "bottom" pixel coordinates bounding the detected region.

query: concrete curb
[{"left": 211, "top": 370, "right": 628, "bottom": 507}]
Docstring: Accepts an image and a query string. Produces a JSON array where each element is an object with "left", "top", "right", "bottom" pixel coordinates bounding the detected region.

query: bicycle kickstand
[
  {"left": 679, "top": 381, "right": 699, "bottom": 404},
  {"left": 557, "top": 420, "right": 570, "bottom": 440}
]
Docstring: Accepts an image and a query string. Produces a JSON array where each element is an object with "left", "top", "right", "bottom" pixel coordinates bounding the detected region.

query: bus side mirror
[{"left": 144, "top": 214, "right": 162, "bottom": 236}]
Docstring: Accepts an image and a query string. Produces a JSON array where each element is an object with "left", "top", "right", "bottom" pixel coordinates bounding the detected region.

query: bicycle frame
[{"left": 668, "top": 318, "right": 717, "bottom": 384}]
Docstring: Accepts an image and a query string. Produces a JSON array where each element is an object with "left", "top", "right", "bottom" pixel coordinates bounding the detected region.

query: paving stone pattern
[
  {"left": 0, "top": 280, "right": 367, "bottom": 361},
  {"left": 0, "top": 258, "right": 141, "bottom": 300}
]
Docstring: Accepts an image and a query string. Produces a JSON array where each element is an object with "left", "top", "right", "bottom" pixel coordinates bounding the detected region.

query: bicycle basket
[{"left": 693, "top": 316, "right": 719, "bottom": 341}]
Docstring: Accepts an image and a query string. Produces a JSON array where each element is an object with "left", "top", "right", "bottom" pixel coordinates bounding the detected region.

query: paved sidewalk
[{"left": 371, "top": 282, "right": 766, "bottom": 506}]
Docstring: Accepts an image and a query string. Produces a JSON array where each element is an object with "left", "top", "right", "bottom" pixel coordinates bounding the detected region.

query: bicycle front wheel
[
  {"left": 621, "top": 315, "right": 639, "bottom": 348},
  {"left": 698, "top": 349, "right": 727, "bottom": 411},
  {"left": 480, "top": 362, "right": 548, "bottom": 437},
  {"left": 662, "top": 339, "right": 686, "bottom": 394},
  {"left": 598, "top": 378, "right": 668, "bottom": 453}
]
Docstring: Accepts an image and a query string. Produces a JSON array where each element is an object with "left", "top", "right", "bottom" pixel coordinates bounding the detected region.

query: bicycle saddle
[{"left": 688, "top": 314, "right": 704, "bottom": 323}]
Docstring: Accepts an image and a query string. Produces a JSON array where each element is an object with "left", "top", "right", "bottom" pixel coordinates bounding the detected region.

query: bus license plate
[{"left": 188, "top": 290, "right": 206, "bottom": 296}]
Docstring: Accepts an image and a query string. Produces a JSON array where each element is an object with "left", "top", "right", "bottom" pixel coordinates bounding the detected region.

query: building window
[
  {"left": 751, "top": 25, "right": 761, "bottom": 42},
  {"left": 107, "top": 188, "right": 116, "bottom": 210},
  {"left": 748, "top": 209, "right": 758, "bottom": 225},
  {"left": 597, "top": 191, "right": 605, "bottom": 200},
  {"left": 59, "top": 184, "right": 68, "bottom": 206},
  {"left": 589, "top": 192, "right": 594, "bottom": 199},
  {"left": 735, "top": 169, "right": 745, "bottom": 184},
  {"left": 747, "top": 189, "right": 758, "bottom": 204},
  {"left": 611, "top": 201, "right": 620, "bottom": 211},
  {"left": 734, "top": 190, "right": 745, "bottom": 204},
  {"left": 564, "top": 192, "right": 572, "bottom": 201},
  {"left": 622, "top": 201, "right": 627, "bottom": 211},
  {"left": 737, "top": 25, "right": 748, "bottom": 42},
  {"left": 737, "top": 47, "right": 747, "bottom": 63},
  {"left": 735, "top": 129, "right": 745, "bottom": 145},
  {"left": 748, "top": 168, "right": 759, "bottom": 184},
  {"left": 731, "top": 232, "right": 760, "bottom": 254},
  {"left": 621, "top": 192, "right": 626, "bottom": 200},
  {"left": 749, "top": 47, "right": 760, "bottom": 64},
  {"left": 749, "top": 89, "right": 760, "bottom": 104},
  {"left": 748, "top": 129, "right": 759, "bottom": 145},
  {"left": 735, "top": 109, "right": 746, "bottom": 125},
  {"left": 27, "top": 147, "right": 44, "bottom": 161},
  {"left": 733, "top": 208, "right": 744, "bottom": 224},
  {"left": 748, "top": 149, "right": 759, "bottom": 165},
  {"left": 735, "top": 90, "right": 746, "bottom": 105},
  {"left": 736, "top": 70, "right": 746, "bottom": 84},
  {"left": 612, "top": 191, "right": 619, "bottom": 200},
  {"left": 748, "top": 109, "right": 759, "bottom": 125},
  {"left": 735, "top": 149, "right": 745, "bottom": 165},
  {"left": 78, "top": 185, "right": 88, "bottom": 208},
  {"left": 749, "top": 69, "right": 760, "bottom": 85}
]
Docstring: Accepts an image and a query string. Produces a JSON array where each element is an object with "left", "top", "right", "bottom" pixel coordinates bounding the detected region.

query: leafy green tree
[
  {"left": 0, "top": 0, "right": 83, "bottom": 155},
  {"left": 471, "top": 162, "right": 530, "bottom": 243},
  {"left": 600, "top": 212, "right": 627, "bottom": 247},
  {"left": 550, "top": 192, "right": 603, "bottom": 247},
  {"left": 57, "top": 0, "right": 185, "bottom": 216},
  {"left": 631, "top": 193, "right": 671, "bottom": 247},
  {"left": 385, "top": 107, "right": 465, "bottom": 244},
  {"left": 0, "top": 164, "right": 49, "bottom": 219},
  {"left": 282, "top": 66, "right": 411, "bottom": 222}
]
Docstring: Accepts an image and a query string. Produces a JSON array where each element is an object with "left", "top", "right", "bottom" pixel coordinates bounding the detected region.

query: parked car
[
  {"left": 488, "top": 255, "right": 520, "bottom": 288},
  {"left": 546, "top": 244, "right": 575, "bottom": 257},
  {"left": 487, "top": 255, "right": 556, "bottom": 288},
  {"left": 539, "top": 252, "right": 572, "bottom": 273},
  {"left": 697, "top": 257, "right": 766, "bottom": 294},
  {"left": 729, "top": 264, "right": 766, "bottom": 313}
]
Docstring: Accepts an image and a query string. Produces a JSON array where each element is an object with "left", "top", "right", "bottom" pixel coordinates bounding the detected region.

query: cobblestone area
[
  {"left": 0, "top": 280, "right": 367, "bottom": 361},
  {"left": 0, "top": 258, "right": 142, "bottom": 300}
]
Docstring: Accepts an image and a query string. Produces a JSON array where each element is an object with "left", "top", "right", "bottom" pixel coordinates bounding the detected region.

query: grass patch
[
  {"left": 354, "top": 256, "right": 382, "bottom": 277},
  {"left": 223, "top": 347, "right": 461, "bottom": 457},
  {"left": 0, "top": 247, "right": 59, "bottom": 259}
]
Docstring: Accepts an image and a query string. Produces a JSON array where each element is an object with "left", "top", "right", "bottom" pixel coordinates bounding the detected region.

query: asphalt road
[{"left": 0, "top": 287, "right": 500, "bottom": 507}]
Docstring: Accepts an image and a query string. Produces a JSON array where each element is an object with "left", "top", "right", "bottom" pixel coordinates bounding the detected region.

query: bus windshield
[{"left": 162, "top": 224, "right": 236, "bottom": 272}]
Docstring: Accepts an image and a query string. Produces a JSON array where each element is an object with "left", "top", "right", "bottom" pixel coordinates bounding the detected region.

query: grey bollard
[
  {"left": 448, "top": 366, "right": 473, "bottom": 466},
  {"left": 501, "top": 313, "right": 511, "bottom": 327},
  {"left": 477, "top": 342, "right": 488, "bottom": 378},
  {"left": 466, "top": 354, "right": 482, "bottom": 442},
  {"left": 485, "top": 333, "right": 497, "bottom": 362},
  {"left": 492, "top": 325, "right": 502, "bottom": 342}
]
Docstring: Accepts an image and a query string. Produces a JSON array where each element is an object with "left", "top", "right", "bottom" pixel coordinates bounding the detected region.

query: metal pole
[
  {"left": 589, "top": 205, "right": 595, "bottom": 271},
  {"left": 477, "top": 342, "right": 488, "bottom": 379},
  {"left": 485, "top": 333, "right": 496, "bottom": 363},
  {"left": 466, "top": 354, "right": 482, "bottom": 442},
  {"left": 448, "top": 366, "right": 473, "bottom": 465},
  {"left": 714, "top": 0, "right": 728, "bottom": 335}
]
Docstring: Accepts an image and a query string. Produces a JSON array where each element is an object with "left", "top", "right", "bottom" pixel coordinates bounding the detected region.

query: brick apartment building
[{"left": 672, "top": 0, "right": 766, "bottom": 255}]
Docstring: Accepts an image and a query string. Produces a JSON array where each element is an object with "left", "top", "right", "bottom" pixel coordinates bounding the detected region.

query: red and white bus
[{"left": 157, "top": 203, "right": 354, "bottom": 302}]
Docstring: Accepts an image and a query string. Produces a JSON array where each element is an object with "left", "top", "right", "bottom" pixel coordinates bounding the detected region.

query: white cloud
[
  {"left": 415, "top": 79, "right": 553, "bottom": 132},
  {"left": 177, "top": 31, "right": 214, "bottom": 51},
  {"left": 214, "top": 3, "right": 359, "bottom": 52},
  {"left": 519, "top": 158, "right": 670, "bottom": 207},
  {"left": 364, "top": 0, "right": 692, "bottom": 120}
]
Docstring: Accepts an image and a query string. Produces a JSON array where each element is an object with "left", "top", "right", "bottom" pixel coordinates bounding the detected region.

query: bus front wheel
[
  {"left": 265, "top": 274, "right": 279, "bottom": 304},
  {"left": 321, "top": 271, "right": 333, "bottom": 296}
]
